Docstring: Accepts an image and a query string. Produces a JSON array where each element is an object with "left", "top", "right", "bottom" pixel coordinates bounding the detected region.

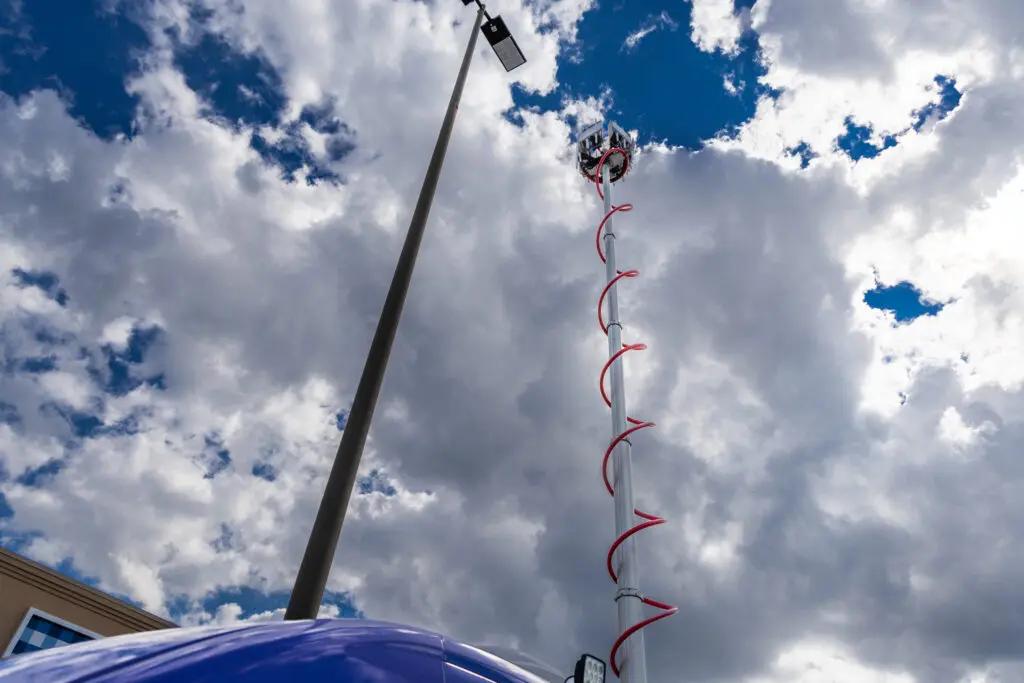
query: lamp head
[{"left": 573, "top": 654, "right": 607, "bottom": 683}]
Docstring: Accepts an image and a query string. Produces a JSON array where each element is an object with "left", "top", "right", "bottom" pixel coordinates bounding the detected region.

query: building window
[{"left": 2, "top": 608, "right": 101, "bottom": 658}]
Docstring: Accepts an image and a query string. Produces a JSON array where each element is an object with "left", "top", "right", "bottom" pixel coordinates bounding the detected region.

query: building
[{"left": 0, "top": 546, "right": 176, "bottom": 658}]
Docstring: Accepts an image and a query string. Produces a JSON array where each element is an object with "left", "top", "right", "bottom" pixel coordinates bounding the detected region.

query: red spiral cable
[{"left": 593, "top": 148, "right": 678, "bottom": 678}]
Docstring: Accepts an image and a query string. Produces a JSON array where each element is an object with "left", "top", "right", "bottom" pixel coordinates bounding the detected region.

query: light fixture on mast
[{"left": 462, "top": 0, "right": 527, "bottom": 72}]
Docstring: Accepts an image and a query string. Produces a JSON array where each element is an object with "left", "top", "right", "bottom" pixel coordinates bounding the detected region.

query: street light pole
[{"left": 285, "top": 3, "right": 513, "bottom": 621}]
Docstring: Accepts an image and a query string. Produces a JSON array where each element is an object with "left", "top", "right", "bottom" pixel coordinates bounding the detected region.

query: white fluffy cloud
[{"left": 2, "top": 0, "right": 1024, "bottom": 682}]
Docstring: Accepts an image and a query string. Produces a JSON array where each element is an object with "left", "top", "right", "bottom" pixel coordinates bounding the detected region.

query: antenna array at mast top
[{"left": 574, "top": 119, "right": 636, "bottom": 183}]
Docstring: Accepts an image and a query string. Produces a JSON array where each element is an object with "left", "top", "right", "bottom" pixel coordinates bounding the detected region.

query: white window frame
[{"left": 2, "top": 607, "right": 102, "bottom": 658}]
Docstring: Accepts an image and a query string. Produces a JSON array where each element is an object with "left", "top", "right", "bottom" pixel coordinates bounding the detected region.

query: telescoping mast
[{"left": 575, "top": 121, "right": 678, "bottom": 683}]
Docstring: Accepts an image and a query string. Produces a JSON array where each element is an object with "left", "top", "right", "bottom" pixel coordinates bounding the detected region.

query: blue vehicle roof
[{"left": 0, "top": 618, "right": 560, "bottom": 683}]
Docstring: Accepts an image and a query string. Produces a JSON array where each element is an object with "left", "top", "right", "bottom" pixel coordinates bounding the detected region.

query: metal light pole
[{"left": 285, "top": 1, "right": 526, "bottom": 621}]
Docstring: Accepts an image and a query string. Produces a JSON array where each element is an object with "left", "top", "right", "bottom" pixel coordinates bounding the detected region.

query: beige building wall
[{"left": 0, "top": 546, "right": 175, "bottom": 655}]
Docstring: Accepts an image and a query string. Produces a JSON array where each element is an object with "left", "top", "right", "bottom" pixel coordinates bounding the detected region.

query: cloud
[
  {"left": 688, "top": 0, "right": 746, "bottom": 55},
  {"left": 2, "top": 1, "right": 1024, "bottom": 682},
  {"left": 621, "top": 11, "right": 678, "bottom": 54}
]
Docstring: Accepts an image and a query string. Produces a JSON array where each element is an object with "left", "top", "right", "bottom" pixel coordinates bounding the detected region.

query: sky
[{"left": 0, "top": 0, "right": 1022, "bottom": 681}]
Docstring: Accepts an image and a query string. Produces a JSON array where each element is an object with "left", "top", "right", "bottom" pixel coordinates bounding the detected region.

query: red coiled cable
[{"left": 593, "top": 149, "right": 678, "bottom": 678}]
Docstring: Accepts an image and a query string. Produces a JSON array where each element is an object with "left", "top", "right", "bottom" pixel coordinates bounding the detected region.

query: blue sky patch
[
  {"left": 247, "top": 99, "right": 355, "bottom": 186},
  {"left": 0, "top": 0, "right": 149, "bottom": 140},
  {"left": 173, "top": 32, "right": 287, "bottom": 130},
  {"left": 212, "top": 523, "right": 235, "bottom": 553},
  {"left": 912, "top": 75, "right": 962, "bottom": 130},
  {"left": 10, "top": 269, "right": 69, "bottom": 307},
  {"left": 864, "top": 281, "right": 945, "bottom": 323},
  {"left": 0, "top": 402, "right": 18, "bottom": 426},
  {"left": 512, "top": 1, "right": 772, "bottom": 148},
  {"left": 836, "top": 75, "right": 963, "bottom": 160},
  {"left": 358, "top": 469, "right": 398, "bottom": 497},
  {"left": 38, "top": 401, "right": 104, "bottom": 439},
  {"left": 0, "top": 529, "right": 43, "bottom": 555},
  {"left": 17, "top": 355, "right": 58, "bottom": 374},
  {"left": 169, "top": 586, "right": 364, "bottom": 624},
  {"left": 97, "top": 408, "right": 150, "bottom": 437},
  {"left": 251, "top": 462, "right": 277, "bottom": 482},
  {"left": 25, "top": 320, "right": 73, "bottom": 348},
  {"left": 96, "top": 324, "right": 167, "bottom": 397},
  {"left": 32, "top": 399, "right": 147, "bottom": 445},
  {"left": 170, "top": 10, "right": 353, "bottom": 185},
  {"left": 836, "top": 117, "right": 899, "bottom": 161},
  {"left": 786, "top": 141, "right": 815, "bottom": 169},
  {"left": 0, "top": 0, "right": 352, "bottom": 184},
  {"left": 14, "top": 458, "right": 65, "bottom": 487},
  {"left": 299, "top": 98, "right": 358, "bottom": 162},
  {"left": 203, "top": 434, "right": 232, "bottom": 479},
  {"left": 250, "top": 127, "right": 342, "bottom": 186}
]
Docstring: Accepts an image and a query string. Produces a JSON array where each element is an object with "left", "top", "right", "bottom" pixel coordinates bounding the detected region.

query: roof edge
[{"left": 0, "top": 546, "right": 177, "bottom": 632}]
